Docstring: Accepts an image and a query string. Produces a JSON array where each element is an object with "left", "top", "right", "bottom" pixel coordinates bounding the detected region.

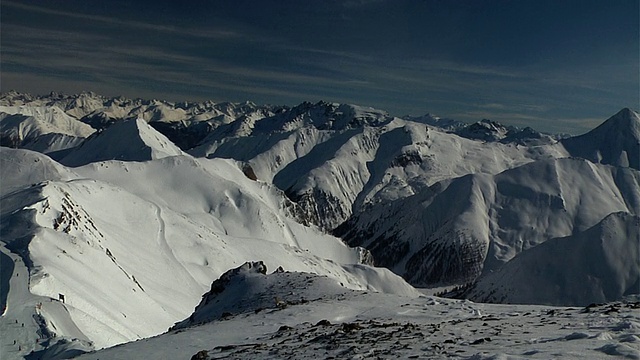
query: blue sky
[{"left": 1, "top": 0, "right": 638, "bottom": 134}]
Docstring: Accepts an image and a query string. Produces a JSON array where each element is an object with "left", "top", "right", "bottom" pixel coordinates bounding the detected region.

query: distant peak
[
  {"left": 58, "top": 116, "right": 185, "bottom": 166},
  {"left": 561, "top": 107, "right": 640, "bottom": 170},
  {"left": 617, "top": 107, "right": 637, "bottom": 116},
  {"left": 611, "top": 108, "right": 640, "bottom": 123},
  {"left": 595, "top": 107, "right": 640, "bottom": 131}
]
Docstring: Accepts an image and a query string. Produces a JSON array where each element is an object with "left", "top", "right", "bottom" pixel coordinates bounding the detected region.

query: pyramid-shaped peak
[
  {"left": 615, "top": 107, "right": 638, "bottom": 118},
  {"left": 583, "top": 107, "right": 639, "bottom": 140},
  {"left": 59, "top": 117, "right": 185, "bottom": 167},
  {"left": 598, "top": 107, "right": 639, "bottom": 128},
  {"left": 561, "top": 108, "right": 639, "bottom": 170}
]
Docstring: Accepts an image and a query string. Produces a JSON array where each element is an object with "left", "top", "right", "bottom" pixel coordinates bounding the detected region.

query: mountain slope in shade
[
  {"left": 338, "top": 157, "right": 640, "bottom": 287},
  {"left": 463, "top": 212, "right": 640, "bottom": 306},
  {"left": 59, "top": 118, "right": 185, "bottom": 166},
  {"left": 562, "top": 108, "right": 640, "bottom": 170}
]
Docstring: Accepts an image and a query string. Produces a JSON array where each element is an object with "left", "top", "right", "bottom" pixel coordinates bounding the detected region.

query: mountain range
[{"left": 0, "top": 91, "right": 638, "bottom": 359}]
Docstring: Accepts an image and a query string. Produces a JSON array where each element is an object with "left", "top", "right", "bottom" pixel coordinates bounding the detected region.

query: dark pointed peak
[
  {"left": 561, "top": 107, "right": 640, "bottom": 170},
  {"left": 587, "top": 108, "right": 639, "bottom": 135},
  {"left": 615, "top": 107, "right": 637, "bottom": 118}
]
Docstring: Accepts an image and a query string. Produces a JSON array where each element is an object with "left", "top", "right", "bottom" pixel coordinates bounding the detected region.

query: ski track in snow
[{"left": 152, "top": 203, "right": 178, "bottom": 269}]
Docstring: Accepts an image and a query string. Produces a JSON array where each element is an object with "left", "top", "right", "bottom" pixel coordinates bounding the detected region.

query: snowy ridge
[
  {"left": 194, "top": 113, "right": 566, "bottom": 230},
  {"left": 562, "top": 108, "right": 640, "bottom": 170},
  {"left": 0, "top": 105, "right": 95, "bottom": 154},
  {"left": 59, "top": 118, "right": 185, "bottom": 166},
  {"left": 463, "top": 212, "right": 640, "bottom": 306},
  {"left": 0, "top": 105, "right": 95, "bottom": 139},
  {"left": 78, "top": 262, "right": 640, "bottom": 360},
  {"left": 171, "top": 261, "right": 353, "bottom": 330},
  {"left": 0, "top": 148, "right": 77, "bottom": 194},
  {"left": 339, "top": 157, "right": 640, "bottom": 287},
  {"left": 0, "top": 142, "right": 406, "bottom": 358},
  {"left": 171, "top": 261, "right": 419, "bottom": 331}
]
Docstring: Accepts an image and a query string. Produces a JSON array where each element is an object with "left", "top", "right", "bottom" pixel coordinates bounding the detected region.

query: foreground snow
[{"left": 77, "top": 263, "right": 640, "bottom": 360}]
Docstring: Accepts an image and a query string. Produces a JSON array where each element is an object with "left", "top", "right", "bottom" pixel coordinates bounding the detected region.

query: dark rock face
[
  {"left": 285, "top": 188, "right": 349, "bottom": 232},
  {"left": 404, "top": 232, "right": 486, "bottom": 286}
]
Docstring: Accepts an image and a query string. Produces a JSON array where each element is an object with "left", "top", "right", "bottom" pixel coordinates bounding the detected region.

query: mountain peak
[
  {"left": 592, "top": 107, "right": 639, "bottom": 134},
  {"left": 453, "top": 118, "right": 510, "bottom": 142},
  {"left": 59, "top": 117, "right": 185, "bottom": 166},
  {"left": 616, "top": 107, "right": 637, "bottom": 117},
  {"left": 561, "top": 108, "right": 640, "bottom": 170}
]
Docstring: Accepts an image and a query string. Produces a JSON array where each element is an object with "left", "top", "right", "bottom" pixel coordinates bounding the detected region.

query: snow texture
[
  {"left": 77, "top": 262, "right": 640, "bottom": 360},
  {"left": 0, "top": 91, "right": 638, "bottom": 359}
]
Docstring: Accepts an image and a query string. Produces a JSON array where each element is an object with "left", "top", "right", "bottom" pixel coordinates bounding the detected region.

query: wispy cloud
[
  {"left": 2, "top": 0, "right": 636, "bottom": 134},
  {"left": 2, "top": 1, "right": 243, "bottom": 40}
]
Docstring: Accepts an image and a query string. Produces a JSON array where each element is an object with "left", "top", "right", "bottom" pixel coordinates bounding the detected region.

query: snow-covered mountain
[
  {"left": 338, "top": 157, "right": 640, "bottom": 286},
  {"left": 1, "top": 91, "right": 638, "bottom": 359},
  {"left": 462, "top": 212, "right": 640, "bottom": 306},
  {"left": 562, "top": 107, "right": 640, "bottom": 170},
  {"left": 190, "top": 102, "right": 567, "bottom": 231},
  {"left": 0, "top": 105, "right": 95, "bottom": 154},
  {"left": 0, "top": 144, "right": 392, "bottom": 358},
  {"left": 453, "top": 118, "right": 561, "bottom": 145},
  {"left": 58, "top": 118, "right": 185, "bottom": 166}
]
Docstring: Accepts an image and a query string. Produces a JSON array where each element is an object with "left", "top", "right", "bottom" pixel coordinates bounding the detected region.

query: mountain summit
[
  {"left": 562, "top": 108, "right": 640, "bottom": 170},
  {"left": 59, "top": 118, "right": 185, "bottom": 166}
]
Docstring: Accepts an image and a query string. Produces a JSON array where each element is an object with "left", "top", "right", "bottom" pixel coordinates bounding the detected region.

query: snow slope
[
  {"left": 463, "top": 212, "right": 640, "bottom": 306},
  {"left": 59, "top": 118, "right": 185, "bottom": 166},
  {"left": 0, "top": 105, "right": 95, "bottom": 154},
  {"left": 339, "top": 157, "right": 640, "bottom": 287},
  {"left": 0, "top": 148, "right": 77, "bottom": 194},
  {"left": 77, "top": 262, "right": 640, "bottom": 360},
  {"left": 69, "top": 154, "right": 364, "bottom": 263},
  {"left": 171, "top": 261, "right": 419, "bottom": 330},
  {"left": 0, "top": 145, "right": 409, "bottom": 358},
  {"left": 192, "top": 105, "right": 566, "bottom": 230},
  {"left": 562, "top": 108, "right": 640, "bottom": 170}
]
